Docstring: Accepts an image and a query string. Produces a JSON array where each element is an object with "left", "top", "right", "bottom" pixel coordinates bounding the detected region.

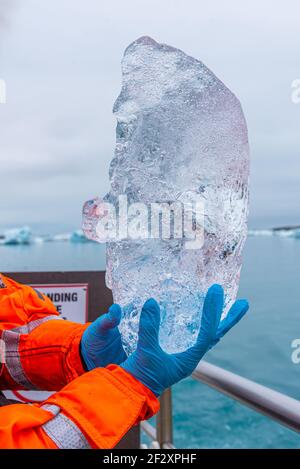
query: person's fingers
[
  {"left": 95, "top": 304, "right": 122, "bottom": 333},
  {"left": 198, "top": 284, "right": 224, "bottom": 345},
  {"left": 107, "top": 304, "right": 122, "bottom": 327},
  {"left": 215, "top": 299, "right": 249, "bottom": 340},
  {"left": 137, "top": 298, "right": 161, "bottom": 348}
]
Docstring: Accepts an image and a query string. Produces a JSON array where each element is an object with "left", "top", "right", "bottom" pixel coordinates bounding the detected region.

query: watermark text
[
  {"left": 0, "top": 79, "right": 6, "bottom": 104},
  {"left": 291, "top": 339, "right": 300, "bottom": 364},
  {"left": 291, "top": 79, "right": 300, "bottom": 104},
  {"left": 84, "top": 194, "right": 205, "bottom": 250}
]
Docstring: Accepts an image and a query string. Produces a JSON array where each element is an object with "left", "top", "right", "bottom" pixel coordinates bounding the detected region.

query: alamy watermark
[
  {"left": 291, "top": 79, "right": 300, "bottom": 104},
  {"left": 0, "top": 79, "right": 6, "bottom": 104},
  {"left": 87, "top": 194, "right": 205, "bottom": 250},
  {"left": 291, "top": 339, "right": 300, "bottom": 364}
]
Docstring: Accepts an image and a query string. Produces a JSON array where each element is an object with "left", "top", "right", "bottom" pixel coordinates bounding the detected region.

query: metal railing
[
  {"left": 141, "top": 360, "right": 300, "bottom": 448},
  {"left": 141, "top": 388, "right": 175, "bottom": 449}
]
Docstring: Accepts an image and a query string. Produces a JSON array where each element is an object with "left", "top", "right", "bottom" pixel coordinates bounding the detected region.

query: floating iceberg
[
  {"left": 83, "top": 36, "right": 250, "bottom": 353},
  {"left": 247, "top": 226, "right": 300, "bottom": 239},
  {"left": 0, "top": 227, "right": 100, "bottom": 245},
  {"left": 248, "top": 229, "right": 273, "bottom": 237},
  {"left": 273, "top": 226, "right": 300, "bottom": 239},
  {"left": 70, "top": 229, "right": 93, "bottom": 243},
  {"left": 0, "top": 226, "right": 32, "bottom": 245},
  {"left": 49, "top": 230, "right": 94, "bottom": 243}
]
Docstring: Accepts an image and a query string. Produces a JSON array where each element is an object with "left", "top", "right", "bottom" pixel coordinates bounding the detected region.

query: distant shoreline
[{"left": 272, "top": 225, "right": 300, "bottom": 231}]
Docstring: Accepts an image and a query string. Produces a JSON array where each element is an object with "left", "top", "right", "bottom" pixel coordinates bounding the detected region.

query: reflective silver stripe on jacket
[
  {"left": 0, "top": 275, "right": 6, "bottom": 289},
  {"left": 2, "top": 316, "right": 61, "bottom": 389},
  {"left": 41, "top": 404, "right": 91, "bottom": 449}
]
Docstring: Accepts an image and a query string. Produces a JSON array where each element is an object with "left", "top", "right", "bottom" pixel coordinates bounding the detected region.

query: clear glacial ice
[{"left": 83, "top": 36, "right": 249, "bottom": 354}]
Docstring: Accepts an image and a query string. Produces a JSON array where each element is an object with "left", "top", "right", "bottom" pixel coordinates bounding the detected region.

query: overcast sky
[{"left": 0, "top": 0, "right": 299, "bottom": 232}]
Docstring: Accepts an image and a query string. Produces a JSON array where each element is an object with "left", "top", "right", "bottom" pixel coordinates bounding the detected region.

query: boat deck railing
[{"left": 141, "top": 361, "right": 300, "bottom": 448}]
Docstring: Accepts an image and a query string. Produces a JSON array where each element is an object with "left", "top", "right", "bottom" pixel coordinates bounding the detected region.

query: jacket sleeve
[
  {"left": 0, "top": 365, "right": 159, "bottom": 449},
  {"left": 0, "top": 274, "right": 89, "bottom": 390}
]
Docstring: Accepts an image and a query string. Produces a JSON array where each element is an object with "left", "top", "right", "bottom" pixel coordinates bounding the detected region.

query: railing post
[{"left": 156, "top": 388, "right": 173, "bottom": 448}]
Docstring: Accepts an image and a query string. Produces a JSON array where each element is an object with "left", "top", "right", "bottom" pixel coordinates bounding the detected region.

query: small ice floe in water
[
  {"left": 70, "top": 229, "right": 93, "bottom": 243},
  {"left": 50, "top": 230, "right": 94, "bottom": 243},
  {"left": 248, "top": 227, "right": 300, "bottom": 239},
  {"left": 0, "top": 226, "right": 32, "bottom": 245},
  {"left": 0, "top": 228, "right": 93, "bottom": 245},
  {"left": 83, "top": 36, "right": 250, "bottom": 354},
  {"left": 248, "top": 229, "right": 273, "bottom": 237},
  {"left": 50, "top": 233, "right": 72, "bottom": 242},
  {"left": 273, "top": 226, "right": 300, "bottom": 239}
]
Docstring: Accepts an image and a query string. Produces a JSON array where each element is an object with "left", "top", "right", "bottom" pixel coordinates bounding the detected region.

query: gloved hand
[
  {"left": 121, "top": 284, "right": 249, "bottom": 396},
  {"left": 81, "top": 304, "right": 127, "bottom": 370}
]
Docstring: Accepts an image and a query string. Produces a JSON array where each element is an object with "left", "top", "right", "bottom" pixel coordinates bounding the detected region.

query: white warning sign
[{"left": 31, "top": 283, "right": 89, "bottom": 323}]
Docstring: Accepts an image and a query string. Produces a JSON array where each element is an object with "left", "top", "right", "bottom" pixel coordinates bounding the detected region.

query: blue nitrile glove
[
  {"left": 81, "top": 304, "right": 127, "bottom": 370},
  {"left": 121, "top": 284, "right": 249, "bottom": 396}
]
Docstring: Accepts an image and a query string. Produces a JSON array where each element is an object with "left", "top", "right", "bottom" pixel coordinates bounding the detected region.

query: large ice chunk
[{"left": 83, "top": 36, "right": 249, "bottom": 354}]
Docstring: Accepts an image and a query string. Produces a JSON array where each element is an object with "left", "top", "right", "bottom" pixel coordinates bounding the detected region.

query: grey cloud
[
  {"left": 0, "top": 0, "right": 18, "bottom": 39},
  {"left": 0, "top": 0, "right": 299, "bottom": 231}
]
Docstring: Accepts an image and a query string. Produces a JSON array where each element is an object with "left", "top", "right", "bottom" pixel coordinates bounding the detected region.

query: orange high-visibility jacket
[{"left": 0, "top": 274, "right": 159, "bottom": 449}]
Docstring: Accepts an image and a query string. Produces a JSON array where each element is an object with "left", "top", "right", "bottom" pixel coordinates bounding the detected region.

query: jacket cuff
[
  {"left": 106, "top": 364, "right": 159, "bottom": 420},
  {"left": 18, "top": 320, "right": 89, "bottom": 390},
  {"left": 43, "top": 365, "right": 160, "bottom": 448}
]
